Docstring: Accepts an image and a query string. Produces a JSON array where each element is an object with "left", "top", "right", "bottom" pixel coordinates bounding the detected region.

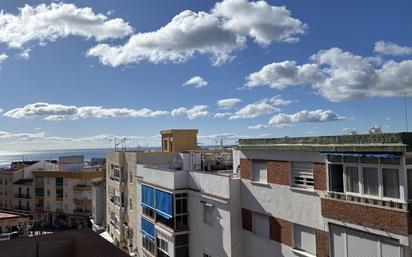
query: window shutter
[{"left": 291, "top": 162, "right": 314, "bottom": 188}]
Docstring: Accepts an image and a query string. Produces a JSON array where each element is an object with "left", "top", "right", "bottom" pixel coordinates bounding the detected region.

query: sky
[{"left": 0, "top": 0, "right": 411, "bottom": 151}]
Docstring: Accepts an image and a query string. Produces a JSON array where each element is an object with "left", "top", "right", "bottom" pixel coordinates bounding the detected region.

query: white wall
[
  {"left": 137, "top": 165, "right": 187, "bottom": 190},
  {"left": 241, "top": 181, "right": 323, "bottom": 230},
  {"left": 24, "top": 161, "right": 58, "bottom": 179},
  {"left": 188, "top": 192, "right": 232, "bottom": 257},
  {"left": 187, "top": 172, "right": 231, "bottom": 199},
  {"left": 242, "top": 230, "right": 298, "bottom": 257}
]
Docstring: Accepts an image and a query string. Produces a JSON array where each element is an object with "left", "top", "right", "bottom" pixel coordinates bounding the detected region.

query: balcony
[
  {"left": 73, "top": 209, "right": 92, "bottom": 217},
  {"left": 15, "top": 205, "right": 30, "bottom": 211},
  {"left": 15, "top": 193, "right": 31, "bottom": 199},
  {"left": 73, "top": 185, "right": 92, "bottom": 191},
  {"left": 56, "top": 196, "right": 64, "bottom": 202},
  {"left": 324, "top": 191, "right": 407, "bottom": 211},
  {"left": 56, "top": 208, "right": 64, "bottom": 213},
  {"left": 74, "top": 198, "right": 92, "bottom": 205}
]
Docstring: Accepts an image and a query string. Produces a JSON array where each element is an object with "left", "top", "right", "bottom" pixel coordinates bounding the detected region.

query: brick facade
[
  {"left": 314, "top": 163, "right": 327, "bottom": 191},
  {"left": 321, "top": 198, "right": 410, "bottom": 236},
  {"left": 240, "top": 158, "right": 252, "bottom": 180},
  {"left": 269, "top": 216, "right": 292, "bottom": 246},
  {"left": 267, "top": 161, "right": 290, "bottom": 186},
  {"left": 316, "top": 230, "right": 329, "bottom": 257},
  {"left": 242, "top": 208, "right": 252, "bottom": 232}
]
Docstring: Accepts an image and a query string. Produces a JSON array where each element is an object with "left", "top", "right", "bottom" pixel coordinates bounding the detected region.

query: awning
[
  {"left": 155, "top": 189, "right": 173, "bottom": 219},
  {"left": 140, "top": 218, "right": 155, "bottom": 239},
  {"left": 141, "top": 185, "right": 155, "bottom": 209},
  {"left": 320, "top": 152, "right": 400, "bottom": 158},
  {"left": 200, "top": 200, "right": 214, "bottom": 207}
]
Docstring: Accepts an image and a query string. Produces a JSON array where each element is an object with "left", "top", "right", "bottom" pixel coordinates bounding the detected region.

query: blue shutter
[
  {"left": 140, "top": 218, "right": 155, "bottom": 239},
  {"left": 155, "top": 189, "right": 173, "bottom": 219},
  {"left": 141, "top": 185, "right": 155, "bottom": 208}
]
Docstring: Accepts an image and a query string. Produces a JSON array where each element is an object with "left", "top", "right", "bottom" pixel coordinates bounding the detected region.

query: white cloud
[
  {"left": 4, "top": 102, "right": 169, "bottom": 120},
  {"left": 212, "top": 0, "right": 306, "bottom": 45},
  {"left": 87, "top": 0, "right": 306, "bottom": 67},
  {"left": 248, "top": 124, "right": 270, "bottom": 130},
  {"left": 214, "top": 112, "right": 232, "bottom": 118},
  {"left": 343, "top": 128, "right": 357, "bottom": 135},
  {"left": 183, "top": 76, "right": 208, "bottom": 88},
  {"left": 270, "top": 95, "right": 294, "bottom": 106},
  {"left": 171, "top": 105, "right": 209, "bottom": 120},
  {"left": 368, "top": 125, "right": 382, "bottom": 134},
  {"left": 0, "top": 108, "right": 3, "bottom": 114},
  {"left": 217, "top": 98, "right": 242, "bottom": 109},
  {"left": 245, "top": 47, "right": 412, "bottom": 102},
  {"left": 374, "top": 41, "right": 412, "bottom": 56},
  {"left": 0, "top": 53, "right": 8, "bottom": 63},
  {"left": 269, "top": 109, "right": 345, "bottom": 125},
  {"left": 245, "top": 60, "right": 324, "bottom": 89},
  {"left": 19, "top": 49, "right": 31, "bottom": 59},
  {"left": 229, "top": 99, "right": 280, "bottom": 119},
  {"left": 0, "top": 3, "right": 133, "bottom": 48}
]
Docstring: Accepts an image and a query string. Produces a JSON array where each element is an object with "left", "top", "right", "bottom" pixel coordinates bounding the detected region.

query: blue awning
[
  {"left": 321, "top": 152, "right": 400, "bottom": 158},
  {"left": 140, "top": 218, "right": 155, "bottom": 239},
  {"left": 141, "top": 185, "right": 155, "bottom": 209},
  {"left": 155, "top": 189, "right": 173, "bottom": 219}
]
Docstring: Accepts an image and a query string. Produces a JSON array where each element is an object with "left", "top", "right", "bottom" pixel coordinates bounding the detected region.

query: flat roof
[
  {"left": 238, "top": 132, "right": 412, "bottom": 153},
  {"left": 160, "top": 129, "right": 198, "bottom": 134}
]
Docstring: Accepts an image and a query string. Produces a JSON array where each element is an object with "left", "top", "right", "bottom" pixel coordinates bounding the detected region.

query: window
[
  {"left": 252, "top": 161, "right": 267, "bottom": 183},
  {"left": 142, "top": 235, "right": 155, "bottom": 255},
  {"left": 363, "top": 167, "right": 379, "bottom": 196},
  {"left": 56, "top": 177, "right": 63, "bottom": 186},
  {"left": 175, "top": 193, "right": 188, "bottom": 230},
  {"left": 129, "top": 199, "right": 133, "bottom": 211},
  {"left": 329, "top": 164, "right": 343, "bottom": 192},
  {"left": 56, "top": 189, "right": 63, "bottom": 198},
  {"left": 164, "top": 140, "right": 168, "bottom": 150},
  {"left": 203, "top": 252, "right": 213, "bottom": 257},
  {"left": 382, "top": 168, "right": 400, "bottom": 198},
  {"left": 129, "top": 172, "right": 133, "bottom": 183},
  {"left": 252, "top": 212, "right": 269, "bottom": 238},
  {"left": 202, "top": 202, "right": 214, "bottom": 226},
  {"left": 293, "top": 224, "right": 316, "bottom": 255},
  {"left": 408, "top": 169, "right": 412, "bottom": 200},
  {"left": 175, "top": 234, "right": 189, "bottom": 257},
  {"left": 56, "top": 202, "right": 63, "bottom": 210},
  {"left": 292, "top": 162, "right": 314, "bottom": 189},
  {"left": 345, "top": 166, "right": 359, "bottom": 193},
  {"left": 157, "top": 237, "right": 169, "bottom": 256}
]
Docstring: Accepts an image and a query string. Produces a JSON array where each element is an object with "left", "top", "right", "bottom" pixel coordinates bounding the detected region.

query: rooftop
[
  {"left": 160, "top": 129, "right": 198, "bottom": 134},
  {"left": 13, "top": 178, "right": 33, "bottom": 185},
  {"left": 238, "top": 132, "right": 412, "bottom": 153},
  {"left": 0, "top": 211, "right": 28, "bottom": 220},
  {"left": 0, "top": 229, "right": 129, "bottom": 257}
]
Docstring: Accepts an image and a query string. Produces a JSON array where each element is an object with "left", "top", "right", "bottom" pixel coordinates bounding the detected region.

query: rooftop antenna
[
  {"left": 109, "top": 139, "right": 113, "bottom": 151},
  {"left": 405, "top": 93, "right": 410, "bottom": 132}
]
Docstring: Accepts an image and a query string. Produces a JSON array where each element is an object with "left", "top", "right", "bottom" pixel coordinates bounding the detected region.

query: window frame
[
  {"left": 292, "top": 223, "right": 316, "bottom": 256},
  {"left": 327, "top": 156, "right": 403, "bottom": 201},
  {"left": 251, "top": 160, "right": 267, "bottom": 184}
]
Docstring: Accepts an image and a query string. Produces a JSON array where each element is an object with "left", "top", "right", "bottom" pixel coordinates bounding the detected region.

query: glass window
[
  {"left": 293, "top": 224, "right": 316, "bottom": 255},
  {"left": 345, "top": 166, "right": 359, "bottom": 193},
  {"left": 252, "top": 212, "right": 269, "bottom": 238},
  {"left": 203, "top": 204, "right": 214, "bottom": 226},
  {"left": 363, "top": 167, "right": 379, "bottom": 196},
  {"left": 252, "top": 161, "right": 267, "bottom": 183},
  {"left": 381, "top": 158, "right": 401, "bottom": 165},
  {"left": 382, "top": 168, "right": 400, "bottom": 198}
]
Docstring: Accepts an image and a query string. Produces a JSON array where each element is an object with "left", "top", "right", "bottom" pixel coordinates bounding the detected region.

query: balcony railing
[
  {"left": 15, "top": 205, "right": 30, "bottom": 211},
  {"left": 73, "top": 185, "right": 92, "bottom": 191},
  {"left": 15, "top": 193, "right": 31, "bottom": 199},
  {"left": 325, "top": 191, "right": 408, "bottom": 211}
]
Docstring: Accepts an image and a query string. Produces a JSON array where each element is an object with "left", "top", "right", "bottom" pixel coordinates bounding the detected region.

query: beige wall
[
  {"left": 161, "top": 130, "right": 198, "bottom": 152},
  {"left": 0, "top": 215, "right": 29, "bottom": 234}
]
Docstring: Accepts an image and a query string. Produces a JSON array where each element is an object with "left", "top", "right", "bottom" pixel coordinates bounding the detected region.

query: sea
[{"left": 0, "top": 148, "right": 109, "bottom": 168}]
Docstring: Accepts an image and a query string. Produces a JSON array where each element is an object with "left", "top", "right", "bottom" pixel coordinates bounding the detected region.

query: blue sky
[{"left": 0, "top": 0, "right": 411, "bottom": 151}]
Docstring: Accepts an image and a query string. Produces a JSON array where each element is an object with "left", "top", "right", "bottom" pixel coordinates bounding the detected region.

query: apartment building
[
  {"left": 91, "top": 179, "right": 106, "bottom": 232},
  {"left": 136, "top": 149, "right": 240, "bottom": 257},
  {"left": 32, "top": 156, "right": 105, "bottom": 228},
  {"left": 237, "top": 132, "right": 412, "bottom": 257},
  {"left": 106, "top": 130, "right": 197, "bottom": 252}
]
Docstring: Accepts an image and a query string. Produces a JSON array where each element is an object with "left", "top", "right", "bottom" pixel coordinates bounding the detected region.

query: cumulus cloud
[
  {"left": 229, "top": 98, "right": 280, "bottom": 120},
  {"left": 0, "top": 53, "right": 8, "bottom": 63},
  {"left": 374, "top": 41, "right": 412, "bottom": 56},
  {"left": 171, "top": 105, "right": 209, "bottom": 120},
  {"left": 270, "top": 95, "right": 294, "bottom": 106},
  {"left": 248, "top": 124, "right": 270, "bottom": 130},
  {"left": 87, "top": 0, "right": 306, "bottom": 67},
  {"left": 343, "top": 128, "right": 358, "bottom": 135},
  {"left": 268, "top": 109, "right": 345, "bottom": 125},
  {"left": 214, "top": 112, "right": 232, "bottom": 118},
  {"left": 183, "top": 76, "right": 208, "bottom": 88},
  {"left": 245, "top": 47, "right": 412, "bottom": 102},
  {"left": 217, "top": 98, "right": 242, "bottom": 109},
  {"left": 368, "top": 125, "right": 382, "bottom": 134},
  {"left": 3, "top": 102, "right": 169, "bottom": 120},
  {"left": 0, "top": 108, "right": 3, "bottom": 114},
  {"left": 0, "top": 3, "right": 133, "bottom": 49}
]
